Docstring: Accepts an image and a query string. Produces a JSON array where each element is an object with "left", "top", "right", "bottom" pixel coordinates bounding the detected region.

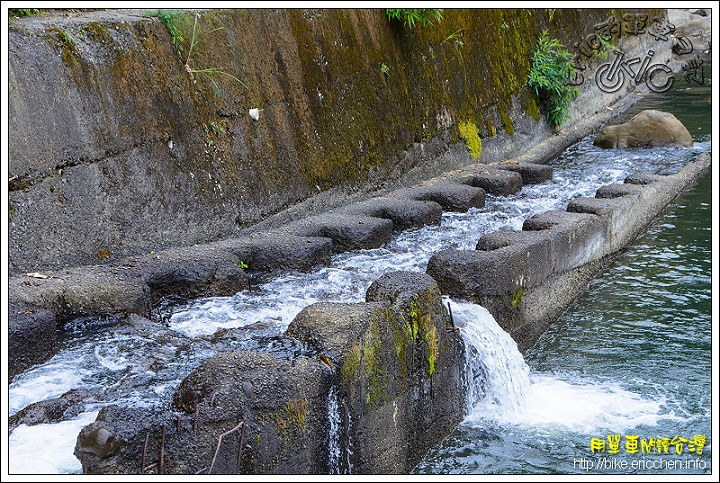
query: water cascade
[{"left": 7, "top": 76, "right": 711, "bottom": 474}]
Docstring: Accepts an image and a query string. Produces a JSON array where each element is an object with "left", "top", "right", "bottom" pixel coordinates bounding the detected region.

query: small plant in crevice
[
  {"left": 203, "top": 121, "right": 227, "bottom": 148},
  {"left": 441, "top": 28, "right": 467, "bottom": 89},
  {"left": 380, "top": 62, "right": 390, "bottom": 77},
  {"left": 61, "top": 30, "right": 74, "bottom": 45},
  {"left": 386, "top": 8, "right": 443, "bottom": 28},
  {"left": 597, "top": 34, "right": 615, "bottom": 60},
  {"left": 527, "top": 30, "right": 578, "bottom": 130},
  {"left": 149, "top": 10, "right": 251, "bottom": 100},
  {"left": 182, "top": 12, "right": 251, "bottom": 99},
  {"left": 147, "top": 9, "right": 188, "bottom": 59},
  {"left": 441, "top": 28, "right": 464, "bottom": 48}
]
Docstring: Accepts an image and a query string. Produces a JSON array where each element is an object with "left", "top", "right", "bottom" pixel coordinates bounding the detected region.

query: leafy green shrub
[
  {"left": 386, "top": 9, "right": 443, "bottom": 28},
  {"left": 527, "top": 30, "right": 578, "bottom": 129}
]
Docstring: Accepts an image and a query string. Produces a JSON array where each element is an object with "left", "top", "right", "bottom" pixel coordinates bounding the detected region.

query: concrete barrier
[{"left": 427, "top": 153, "right": 711, "bottom": 352}]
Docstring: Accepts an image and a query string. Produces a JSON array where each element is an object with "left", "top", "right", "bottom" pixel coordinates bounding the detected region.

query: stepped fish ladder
[{"left": 8, "top": 74, "right": 711, "bottom": 472}]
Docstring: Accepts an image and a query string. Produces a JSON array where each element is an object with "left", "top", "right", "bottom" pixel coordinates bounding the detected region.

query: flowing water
[
  {"left": 6, "top": 70, "right": 712, "bottom": 475},
  {"left": 414, "top": 72, "right": 714, "bottom": 475}
]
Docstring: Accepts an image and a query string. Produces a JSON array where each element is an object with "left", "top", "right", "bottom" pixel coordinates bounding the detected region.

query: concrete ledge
[
  {"left": 454, "top": 165, "right": 524, "bottom": 196},
  {"left": 495, "top": 161, "right": 554, "bottom": 185},
  {"left": 8, "top": 303, "right": 57, "bottom": 380},
  {"left": 8, "top": 267, "right": 150, "bottom": 322},
  {"left": 279, "top": 214, "right": 395, "bottom": 253},
  {"left": 399, "top": 181, "right": 487, "bottom": 212},
  {"left": 340, "top": 197, "right": 444, "bottom": 231},
  {"left": 595, "top": 183, "right": 645, "bottom": 198},
  {"left": 428, "top": 210, "right": 607, "bottom": 298},
  {"left": 428, "top": 153, "right": 711, "bottom": 351},
  {"left": 211, "top": 233, "right": 333, "bottom": 273},
  {"left": 126, "top": 246, "right": 249, "bottom": 305}
]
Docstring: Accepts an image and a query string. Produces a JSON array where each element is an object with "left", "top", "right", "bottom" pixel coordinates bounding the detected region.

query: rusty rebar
[
  {"left": 141, "top": 433, "right": 149, "bottom": 473},
  {"left": 159, "top": 423, "right": 166, "bottom": 474},
  {"left": 236, "top": 421, "right": 245, "bottom": 474},
  {"left": 207, "top": 421, "right": 245, "bottom": 475},
  {"left": 194, "top": 402, "right": 199, "bottom": 435}
]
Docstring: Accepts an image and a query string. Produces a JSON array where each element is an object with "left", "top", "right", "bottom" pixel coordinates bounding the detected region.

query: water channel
[{"left": 7, "top": 68, "right": 713, "bottom": 475}]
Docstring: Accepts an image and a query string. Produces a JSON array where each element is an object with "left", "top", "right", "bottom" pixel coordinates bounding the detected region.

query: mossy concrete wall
[{"left": 8, "top": 8, "right": 664, "bottom": 274}]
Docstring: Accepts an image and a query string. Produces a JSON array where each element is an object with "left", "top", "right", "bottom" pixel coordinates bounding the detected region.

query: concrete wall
[{"left": 8, "top": 8, "right": 666, "bottom": 274}]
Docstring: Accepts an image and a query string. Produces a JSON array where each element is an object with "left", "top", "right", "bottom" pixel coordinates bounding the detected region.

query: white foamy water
[
  {"left": 9, "top": 357, "right": 88, "bottom": 416},
  {"left": 8, "top": 410, "right": 99, "bottom": 474},
  {"left": 453, "top": 299, "right": 673, "bottom": 435},
  {"left": 7, "top": 137, "right": 707, "bottom": 474},
  {"left": 449, "top": 300, "right": 531, "bottom": 419},
  {"left": 500, "top": 375, "right": 672, "bottom": 433}
]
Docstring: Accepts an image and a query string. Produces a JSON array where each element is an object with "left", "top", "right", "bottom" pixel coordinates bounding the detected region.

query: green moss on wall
[
  {"left": 341, "top": 343, "right": 362, "bottom": 383},
  {"left": 79, "top": 22, "right": 115, "bottom": 45},
  {"left": 511, "top": 287, "right": 523, "bottom": 308},
  {"left": 362, "top": 320, "right": 386, "bottom": 408},
  {"left": 407, "top": 292, "right": 441, "bottom": 378},
  {"left": 486, "top": 118, "right": 496, "bottom": 138},
  {"left": 283, "top": 398, "right": 307, "bottom": 428},
  {"left": 44, "top": 26, "right": 81, "bottom": 68},
  {"left": 497, "top": 100, "right": 514, "bottom": 136},
  {"left": 458, "top": 121, "right": 482, "bottom": 159},
  {"left": 526, "top": 95, "right": 541, "bottom": 121}
]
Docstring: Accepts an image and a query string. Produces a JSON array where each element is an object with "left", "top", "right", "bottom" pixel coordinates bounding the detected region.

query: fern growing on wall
[{"left": 527, "top": 30, "right": 578, "bottom": 130}]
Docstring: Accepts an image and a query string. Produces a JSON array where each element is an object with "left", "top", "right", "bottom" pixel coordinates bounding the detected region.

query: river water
[
  {"left": 415, "top": 70, "right": 714, "bottom": 475},
  {"left": 6, "top": 69, "right": 713, "bottom": 475}
]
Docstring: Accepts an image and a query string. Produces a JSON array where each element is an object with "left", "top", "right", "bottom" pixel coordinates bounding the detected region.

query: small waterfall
[
  {"left": 447, "top": 299, "right": 531, "bottom": 421},
  {"left": 326, "top": 385, "right": 352, "bottom": 474}
]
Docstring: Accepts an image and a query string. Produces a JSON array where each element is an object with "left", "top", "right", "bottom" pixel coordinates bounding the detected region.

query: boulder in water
[{"left": 593, "top": 110, "right": 693, "bottom": 149}]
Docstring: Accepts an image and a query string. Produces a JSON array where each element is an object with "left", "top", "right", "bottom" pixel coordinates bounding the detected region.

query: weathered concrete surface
[
  {"left": 288, "top": 272, "right": 465, "bottom": 474},
  {"left": 9, "top": 389, "right": 94, "bottom": 435},
  {"left": 8, "top": 303, "right": 57, "bottom": 380},
  {"left": 73, "top": 271, "right": 464, "bottom": 474},
  {"left": 7, "top": 161, "right": 550, "bottom": 380},
  {"left": 427, "top": 152, "right": 711, "bottom": 352},
  {"left": 8, "top": 8, "right": 667, "bottom": 274}
]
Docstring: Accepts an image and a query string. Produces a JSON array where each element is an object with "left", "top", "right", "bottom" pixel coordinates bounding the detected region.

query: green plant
[
  {"left": 9, "top": 8, "right": 40, "bottom": 18},
  {"left": 527, "top": 30, "right": 578, "bottom": 129},
  {"left": 597, "top": 34, "right": 615, "bottom": 60},
  {"left": 441, "top": 28, "right": 464, "bottom": 48},
  {"left": 61, "top": 30, "right": 74, "bottom": 45},
  {"left": 182, "top": 13, "right": 251, "bottom": 98},
  {"left": 380, "top": 62, "right": 390, "bottom": 76},
  {"left": 150, "top": 10, "right": 250, "bottom": 99},
  {"left": 386, "top": 9, "right": 443, "bottom": 28},
  {"left": 147, "top": 9, "right": 188, "bottom": 59}
]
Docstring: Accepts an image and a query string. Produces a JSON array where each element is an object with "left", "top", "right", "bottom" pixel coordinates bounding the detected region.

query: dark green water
[{"left": 416, "top": 67, "right": 713, "bottom": 475}]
